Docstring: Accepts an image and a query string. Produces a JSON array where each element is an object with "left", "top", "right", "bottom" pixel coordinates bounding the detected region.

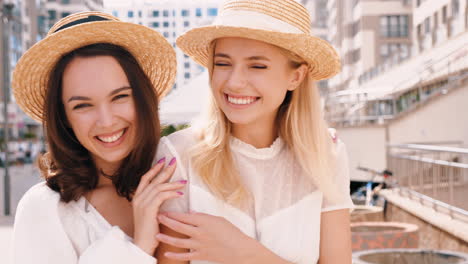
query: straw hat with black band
[
  {"left": 177, "top": 0, "right": 341, "bottom": 81},
  {"left": 13, "top": 11, "right": 177, "bottom": 122}
]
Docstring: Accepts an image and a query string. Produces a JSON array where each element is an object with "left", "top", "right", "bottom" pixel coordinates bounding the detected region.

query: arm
[
  {"left": 12, "top": 183, "right": 159, "bottom": 264},
  {"left": 13, "top": 184, "right": 78, "bottom": 264},
  {"left": 155, "top": 225, "right": 189, "bottom": 264},
  {"left": 318, "top": 209, "right": 352, "bottom": 264},
  {"left": 155, "top": 212, "right": 293, "bottom": 264}
]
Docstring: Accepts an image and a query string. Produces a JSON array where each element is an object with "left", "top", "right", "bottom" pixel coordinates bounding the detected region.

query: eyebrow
[
  {"left": 67, "top": 86, "right": 131, "bottom": 102},
  {"left": 214, "top": 53, "right": 270, "bottom": 61}
]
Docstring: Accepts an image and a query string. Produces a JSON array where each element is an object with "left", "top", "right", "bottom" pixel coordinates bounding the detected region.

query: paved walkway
[
  {"left": 0, "top": 164, "right": 41, "bottom": 264},
  {"left": 0, "top": 216, "right": 14, "bottom": 264}
]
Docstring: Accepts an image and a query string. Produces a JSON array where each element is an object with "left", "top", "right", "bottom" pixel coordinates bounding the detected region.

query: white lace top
[{"left": 157, "top": 128, "right": 354, "bottom": 264}]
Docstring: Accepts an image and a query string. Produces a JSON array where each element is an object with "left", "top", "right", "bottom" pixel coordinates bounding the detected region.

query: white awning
[{"left": 159, "top": 71, "right": 210, "bottom": 125}]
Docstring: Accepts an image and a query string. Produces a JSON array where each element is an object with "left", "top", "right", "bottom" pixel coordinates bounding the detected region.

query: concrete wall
[
  {"left": 385, "top": 202, "right": 468, "bottom": 252},
  {"left": 337, "top": 126, "right": 387, "bottom": 182},
  {"left": 389, "top": 83, "right": 468, "bottom": 145},
  {"left": 338, "top": 81, "right": 468, "bottom": 182}
]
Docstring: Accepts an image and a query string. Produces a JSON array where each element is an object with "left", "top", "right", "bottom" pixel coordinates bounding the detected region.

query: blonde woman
[{"left": 154, "top": 0, "right": 354, "bottom": 263}]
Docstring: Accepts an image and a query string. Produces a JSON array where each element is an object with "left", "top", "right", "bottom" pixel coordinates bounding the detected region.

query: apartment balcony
[{"left": 325, "top": 30, "right": 468, "bottom": 127}]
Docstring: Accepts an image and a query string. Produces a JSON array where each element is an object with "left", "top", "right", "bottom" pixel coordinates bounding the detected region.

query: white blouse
[
  {"left": 157, "top": 128, "right": 354, "bottom": 264},
  {"left": 12, "top": 182, "right": 156, "bottom": 264}
]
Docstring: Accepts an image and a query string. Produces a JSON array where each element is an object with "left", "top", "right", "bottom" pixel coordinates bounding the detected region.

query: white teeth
[
  {"left": 97, "top": 129, "right": 125, "bottom": 143},
  {"left": 227, "top": 95, "right": 256, "bottom": 105}
]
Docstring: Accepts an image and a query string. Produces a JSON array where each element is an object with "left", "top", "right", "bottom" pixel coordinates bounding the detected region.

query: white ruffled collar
[{"left": 229, "top": 136, "right": 285, "bottom": 160}]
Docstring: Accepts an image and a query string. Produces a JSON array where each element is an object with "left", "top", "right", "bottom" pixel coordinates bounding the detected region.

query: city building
[
  {"left": 45, "top": 0, "right": 104, "bottom": 28},
  {"left": 105, "top": 0, "right": 220, "bottom": 90},
  {"left": 324, "top": 0, "right": 468, "bottom": 182},
  {"left": 1, "top": 0, "right": 103, "bottom": 139},
  {"left": 326, "top": 0, "right": 413, "bottom": 93},
  {"left": 301, "top": 0, "right": 330, "bottom": 94}
]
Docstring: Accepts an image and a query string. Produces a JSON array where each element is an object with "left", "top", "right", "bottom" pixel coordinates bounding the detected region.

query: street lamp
[{"left": 2, "top": 2, "right": 14, "bottom": 216}]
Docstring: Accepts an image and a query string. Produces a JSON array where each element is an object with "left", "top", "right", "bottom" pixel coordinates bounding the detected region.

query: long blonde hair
[{"left": 190, "top": 42, "right": 340, "bottom": 208}]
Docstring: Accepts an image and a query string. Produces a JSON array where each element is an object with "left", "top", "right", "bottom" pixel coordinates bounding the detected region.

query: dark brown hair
[{"left": 40, "top": 43, "right": 160, "bottom": 202}]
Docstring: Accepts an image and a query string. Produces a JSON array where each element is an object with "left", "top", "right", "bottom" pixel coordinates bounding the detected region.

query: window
[
  {"left": 380, "top": 43, "right": 410, "bottom": 61},
  {"left": 138, "top": 11, "right": 142, "bottom": 18},
  {"left": 380, "top": 44, "right": 389, "bottom": 57},
  {"left": 62, "top": 12, "right": 70, "bottom": 18},
  {"left": 128, "top": 11, "right": 134, "bottom": 18},
  {"left": 452, "top": 0, "right": 459, "bottom": 17},
  {"left": 163, "top": 32, "right": 169, "bottom": 38},
  {"left": 153, "top": 10, "right": 159, "bottom": 17},
  {"left": 48, "top": 10, "right": 57, "bottom": 20},
  {"left": 184, "top": 72, "right": 191, "bottom": 79},
  {"left": 61, "top": 0, "right": 70, "bottom": 3},
  {"left": 172, "top": 21, "right": 176, "bottom": 27},
  {"left": 196, "top": 8, "right": 202, "bottom": 17},
  {"left": 184, "top": 62, "right": 190, "bottom": 68},
  {"left": 184, "top": 21, "right": 190, "bottom": 27},
  {"left": 442, "top": 5, "right": 447, "bottom": 23},
  {"left": 152, "top": 22, "right": 160, "bottom": 28},
  {"left": 184, "top": 54, "right": 189, "bottom": 58},
  {"left": 112, "top": 10, "right": 118, "bottom": 17},
  {"left": 424, "top": 17, "right": 430, "bottom": 34},
  {"left": 181, "top": 9, "right": 189, "bottom": 17},
  {"left": 163, "top": 10, "right": 169, "bottom": 17},
  {"left": 163, "top": 22, "right": 169, "bottom": 27},
  {"left": 207, "top": 8, "right": 218, "bottom": 16},
  {"left": 380, "top": 15, "right": 409, "bottom": 37}
]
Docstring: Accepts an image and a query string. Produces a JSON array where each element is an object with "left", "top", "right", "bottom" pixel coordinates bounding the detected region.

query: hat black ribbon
[{"left": 54, "top": 15, "right": 110, "bottom": 33}]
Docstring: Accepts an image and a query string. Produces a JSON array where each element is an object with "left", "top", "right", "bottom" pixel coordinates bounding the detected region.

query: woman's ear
[{"left": 288, "top": 64, "right": 308, "bottom": 91}]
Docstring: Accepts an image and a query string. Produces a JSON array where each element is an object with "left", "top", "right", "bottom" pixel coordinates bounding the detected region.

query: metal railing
[
  {"left": 387, "top": 143, "right": 468, "bottom": 221},
  {"left": 327, "top": 68, "right": 468, "bottom": 127}
]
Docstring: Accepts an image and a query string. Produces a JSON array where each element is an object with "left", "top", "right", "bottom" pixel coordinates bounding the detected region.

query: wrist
[
  {"left": 134, "top": 238, "right": 157, "bottom": 256},
  {"left": 240, "top": 237, "right": 290, "bottom": 264}
]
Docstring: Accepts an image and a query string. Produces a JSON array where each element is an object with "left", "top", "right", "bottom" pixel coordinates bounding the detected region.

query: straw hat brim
[
  {"left": 176, "top": 26, "right": 341, "bottom": 80},
  {"left": 13, "top": 21, "right": 176, "bottom": 122}
]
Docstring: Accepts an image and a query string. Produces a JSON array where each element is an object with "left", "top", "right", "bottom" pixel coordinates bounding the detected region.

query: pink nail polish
[
  {"left": 169, "top": 157, "right": 176, "bottom": 165},
  {"left": 157, "top": 157, "right": 166, "bottom": 164},
  {"left": 178, "top": 180, "right": 187, "bottom": 184},
  {"left": 177, "top": 191, "right": 184, "bottom": 195}
]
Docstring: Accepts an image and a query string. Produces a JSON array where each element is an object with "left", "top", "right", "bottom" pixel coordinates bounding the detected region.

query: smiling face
[
  {"left": 61, "top": 55, "right": 136, "bottom": 172},
  {"left": 211, "top": 37, "right": 305, "bottom": 132}
]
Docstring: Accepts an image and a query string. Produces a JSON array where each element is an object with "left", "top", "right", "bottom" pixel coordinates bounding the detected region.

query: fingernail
[
  {"left": 178, "top": 180, "right": 187, "bottom": 184},
  {"left": 157, "top": 157, "right": 166, "bottom": 164},
  {"left": 169, "top": 157, "right": 176, "bottom": 166},
  {"left": 177, "top": 191, "right": 184, "bottom": 195}
]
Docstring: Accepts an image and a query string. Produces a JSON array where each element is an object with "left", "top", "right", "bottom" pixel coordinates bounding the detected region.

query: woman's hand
[
  {"left": 132, "top": 157, "right": 186, "bottom": 256},
  {"left": 155, "top": 212, "right": 288, "bottom": 264}
]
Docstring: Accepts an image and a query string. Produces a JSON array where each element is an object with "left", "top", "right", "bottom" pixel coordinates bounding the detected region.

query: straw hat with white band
[
  {"left": 13, "top": 11, "right": 177, "bottom": 122},
  {"left": 176, "top": 0, "right": 341, "bottom": 81}
]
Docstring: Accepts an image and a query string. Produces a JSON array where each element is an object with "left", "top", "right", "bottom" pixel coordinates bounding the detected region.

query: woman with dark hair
[{"left": 12, "top": 12, "right": 180, "bottom": 264}]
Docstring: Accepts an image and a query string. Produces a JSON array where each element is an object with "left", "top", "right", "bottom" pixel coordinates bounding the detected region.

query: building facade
[{"left": 106, "top": 0, "right": 220, "bottom": 90}]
